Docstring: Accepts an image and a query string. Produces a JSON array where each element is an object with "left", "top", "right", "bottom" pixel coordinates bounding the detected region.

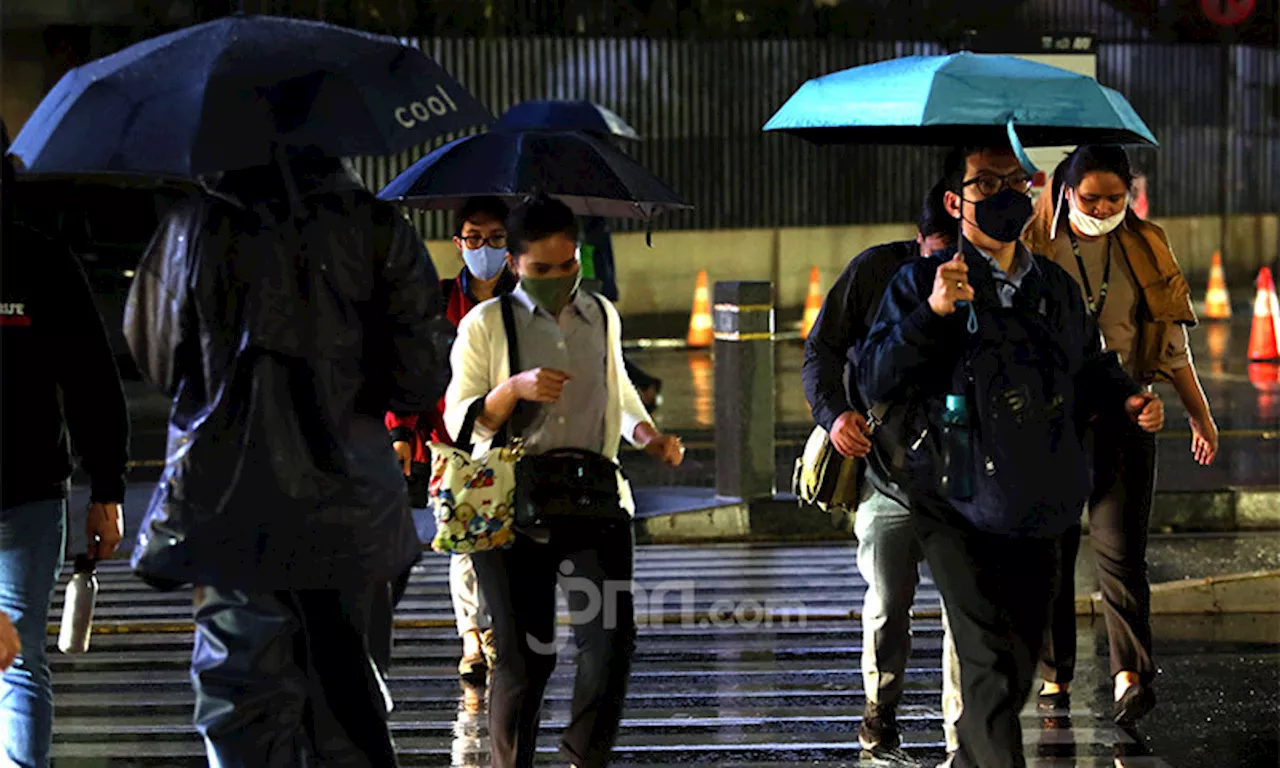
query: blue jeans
[{"left": 0, "top": 498, "right": 67, "bottom": 768}]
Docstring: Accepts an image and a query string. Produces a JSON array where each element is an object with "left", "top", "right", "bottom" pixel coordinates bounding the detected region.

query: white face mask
[{"left": 1067, "top": 191, "right": 1126, "bottom": 238}]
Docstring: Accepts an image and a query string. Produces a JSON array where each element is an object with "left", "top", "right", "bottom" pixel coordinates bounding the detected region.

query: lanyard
[{"left": 1068, "top": 230, "right": 1112, "bottom": 317}]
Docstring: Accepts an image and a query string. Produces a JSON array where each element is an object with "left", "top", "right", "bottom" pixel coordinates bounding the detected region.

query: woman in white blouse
[{"left": 444, "top": 194, "right": 683, "bottom": 768}]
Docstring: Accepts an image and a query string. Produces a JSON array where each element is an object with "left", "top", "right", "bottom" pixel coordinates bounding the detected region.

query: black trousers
[
  {"left": 367, "top": 564, "right": 416, "bottom": 676},
  {"left": 472, "top": 520, "right": 637, "bottom": 768},
  {"left": 191, "top": 585, "right": 397, "bottom": 768},
  {"left": 1041, "top": 413, "right": 1157, "bottom": 685},
  {"left": 913, "top": 496, "right": 1062, "bottom": 768}
]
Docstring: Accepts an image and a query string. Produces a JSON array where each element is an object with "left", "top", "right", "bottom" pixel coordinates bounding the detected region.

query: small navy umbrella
[
  {"left": 493, "top": 100, "right": 640, "bottom": 141},
  {"left": 377, "top": 130, "right": 689, "bottom": 221},
  {"left": 9, "top": 14, "right": 492, "bottom": 179}
]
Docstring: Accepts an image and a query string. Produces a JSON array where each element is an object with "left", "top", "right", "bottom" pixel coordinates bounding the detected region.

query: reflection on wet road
[
  {"left": 624, "top": 314, "right": 1279, "bottom": 493},
  {"left": 48, "top": 545, "right": 1277, "bottom": 766}
]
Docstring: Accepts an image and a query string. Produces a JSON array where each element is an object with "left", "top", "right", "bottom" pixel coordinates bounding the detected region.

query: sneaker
[
  {"left": 858, "top": 701, "right": 902, "bottom": 752},
  {"left": 458, "top": 630, "right": 488, "bottom": 684}
]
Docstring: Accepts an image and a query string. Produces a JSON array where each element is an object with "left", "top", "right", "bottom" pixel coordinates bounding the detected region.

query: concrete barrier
[{"left": 1148, "top": 487, "right": 1280, "bottom": 532}]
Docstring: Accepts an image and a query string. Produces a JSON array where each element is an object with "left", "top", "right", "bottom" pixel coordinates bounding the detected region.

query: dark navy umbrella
[
  {"left": 377, "top": 130, "right": 689, "bottom": 220},
  {"left": 493, "top": 100, "right": 640, "bottom": 141},
  {"left": 9, "top": 14, "right": 491, "bottom": 179}
]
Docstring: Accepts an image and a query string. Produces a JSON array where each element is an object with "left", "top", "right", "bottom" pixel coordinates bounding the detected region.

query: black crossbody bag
[{"left": 503, "top": 294, "right": 629, "bottom": 528}]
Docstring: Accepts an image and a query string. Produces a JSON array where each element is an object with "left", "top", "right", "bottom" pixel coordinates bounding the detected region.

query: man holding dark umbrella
[
  {"left": 126, "top": 151, "right": 455, "bottom": 765},
  {"left": 8, "top": 16, "right": 487, "bottom": 764}
]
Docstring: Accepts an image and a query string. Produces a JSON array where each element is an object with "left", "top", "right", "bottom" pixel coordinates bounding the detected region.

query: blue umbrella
[
  {"left": 377, "top": 130, "right": 689, "bottom": 220},
  {"left": 494, "top": 100, "right": 640, "bottom": 141},
  {"left": 10, "top": 14, "right": 491, "bottom": 179},
  {"left": 764, "top": 52, "right": 1156, "bottom": 171}
]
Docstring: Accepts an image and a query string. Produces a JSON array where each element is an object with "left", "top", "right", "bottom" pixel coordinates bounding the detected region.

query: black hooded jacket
[
  {"left": 1, "top": 153, "right": 130, "bottom": 507},
  {"left": 125, "top": 157, "right": 454, "bottom": 591}
]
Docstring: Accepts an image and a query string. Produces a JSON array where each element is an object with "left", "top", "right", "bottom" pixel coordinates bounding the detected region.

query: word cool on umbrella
[{"left": 394, "top": 84, "right": 463, "bottom": 128}]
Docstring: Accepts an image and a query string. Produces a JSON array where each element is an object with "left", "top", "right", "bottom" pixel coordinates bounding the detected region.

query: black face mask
[{"left": 972, "top": 187, "right": 1034, "bottom": 243}]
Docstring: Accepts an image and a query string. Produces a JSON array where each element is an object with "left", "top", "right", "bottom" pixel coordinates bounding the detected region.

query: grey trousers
[
  {"left": 450, "top": 553, "right": 491, "bottom": 636},
  {"left": 856, "top": 488, "right": 962, "bottom": 753}
]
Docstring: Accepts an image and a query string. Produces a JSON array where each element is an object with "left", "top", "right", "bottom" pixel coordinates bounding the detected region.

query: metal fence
[{"left": 350, "top": 36, "right": 1280, "bottom": 238}]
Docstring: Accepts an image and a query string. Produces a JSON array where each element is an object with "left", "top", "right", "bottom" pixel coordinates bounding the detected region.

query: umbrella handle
[{"left": 1005, "top": 117, "right": 1039, "bottom": 176}]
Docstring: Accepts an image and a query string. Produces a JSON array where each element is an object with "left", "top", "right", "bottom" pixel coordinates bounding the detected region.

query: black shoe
[
  {"left": 1036, "top": 689, "right": 1071, "bottom": 714},
  {"left": 1113, "top": 683, "right": 1156, "bottom": 726},
  {"left": 859, "top": 701, "right": 902, "bottom": 752}
]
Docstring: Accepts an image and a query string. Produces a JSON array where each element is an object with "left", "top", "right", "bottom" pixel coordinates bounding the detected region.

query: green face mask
[{"left": 520, "top": 272, "right": 582, "bottom": 315}]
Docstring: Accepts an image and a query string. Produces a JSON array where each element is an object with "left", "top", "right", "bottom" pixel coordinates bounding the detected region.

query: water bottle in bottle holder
[{"left": 941, "top": 394, "right": 975, "bottom": 501}]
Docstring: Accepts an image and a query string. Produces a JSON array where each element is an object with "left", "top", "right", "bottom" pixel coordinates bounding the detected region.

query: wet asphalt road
[{"left": 44, "top": 544, "right": 1279, "bottom": 767}]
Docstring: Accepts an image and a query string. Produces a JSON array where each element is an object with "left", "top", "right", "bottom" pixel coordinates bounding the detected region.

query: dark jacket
[
  {"left": 857, "top": 244, "right": 1140, "bottom": 537},
  {"left": 0, "top": 222, "right": 130, "bottom": 508},
  {"left": 124, "top": 158, "right": 455, "bottom": 591},
  {"left": 802, "top": 240, "right": 918, "bottom": 433}
]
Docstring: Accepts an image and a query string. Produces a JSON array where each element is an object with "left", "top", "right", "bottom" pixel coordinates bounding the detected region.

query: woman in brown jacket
[{"left": 1025, "top": 145, "right": 1219, "bottom": 726}]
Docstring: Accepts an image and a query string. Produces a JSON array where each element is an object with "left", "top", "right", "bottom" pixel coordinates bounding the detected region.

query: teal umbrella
[{"left": 764, "top": 52, "right": 1156, "bottom": 172}]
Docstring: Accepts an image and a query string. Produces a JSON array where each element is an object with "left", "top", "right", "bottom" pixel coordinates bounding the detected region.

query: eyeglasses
[
  {"left": 962, "top": 171, "right": 1033, "bottom": 198},
  {"left": 460, "top": 233, "right": 507, "bottom": 249}
]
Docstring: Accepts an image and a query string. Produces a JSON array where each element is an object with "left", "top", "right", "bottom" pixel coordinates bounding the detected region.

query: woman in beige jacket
[{"left": 1025, "top": 145, "right": 1218, "bottom": 726}]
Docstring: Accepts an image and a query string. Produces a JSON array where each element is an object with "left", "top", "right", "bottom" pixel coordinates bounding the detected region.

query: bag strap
[
  {"left": 497, "top": 293, "right": 524, "bottom": 446},
  {"left": 589, "top": 291, "right": 610, "bottom": 345},
  {"left": 454, "top": 296, "right": 522, "bottom": 452},
  {"left": 500, "top": 293, "right": 521, "bottom": 375},
  {"left": 587, "top": 292, "right": 631, "bottom": 484},
  {"left": 454, "top": 397, "right": 488, "bottom": 453},
  {"left": 865, "top": 401, "right": 891, "bottom": 434}
]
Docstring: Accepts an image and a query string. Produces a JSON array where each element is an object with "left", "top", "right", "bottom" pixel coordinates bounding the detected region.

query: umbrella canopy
[
  {"left": 494, "top": 100, "right": 640, "bottom": 141},
  {"left": 377, "top": 130, "right": 689, "bottom": 220},
  {"left": 9, "top": 14, "right": 491, "bottom": 179},
  {"left": 764, "top": 52, "right": 1156, "bottom": 155}
]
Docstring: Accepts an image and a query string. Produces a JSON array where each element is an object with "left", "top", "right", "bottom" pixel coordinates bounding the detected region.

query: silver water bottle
[{"left": 58, "top": 555, "right": 98, "bottom": 654}]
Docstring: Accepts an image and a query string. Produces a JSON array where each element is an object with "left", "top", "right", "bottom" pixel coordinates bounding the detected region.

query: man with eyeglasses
[
  {"left": 858, "top": 144, "right": 1165, "bottom": 768},
  {"left": 386, "top": 196, "right": 515, "bottom": 685}
]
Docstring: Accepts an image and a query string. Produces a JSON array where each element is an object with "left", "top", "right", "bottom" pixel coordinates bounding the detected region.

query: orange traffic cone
[
  {"left": 801, "top": 266, "right": 823, "bottom": 339},
  {"left": 1203, "top": 251, "right": 1232, "bottom": 320},
  {"left": 687, "top": 270, "right": 713, "bottom": 348},
  {"left": 1247, "top": 267, "right": 1280, "bottom": 362}
]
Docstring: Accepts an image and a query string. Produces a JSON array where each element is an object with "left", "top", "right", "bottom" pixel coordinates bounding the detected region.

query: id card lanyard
[{"left": 1067, "top": 229, "right": 1113, "bottom": 317}]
